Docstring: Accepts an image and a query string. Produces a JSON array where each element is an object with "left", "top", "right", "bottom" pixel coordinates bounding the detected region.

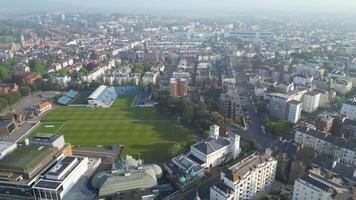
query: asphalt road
[{"left": 232, "top": 63, "right": 279, "bottom": 151}]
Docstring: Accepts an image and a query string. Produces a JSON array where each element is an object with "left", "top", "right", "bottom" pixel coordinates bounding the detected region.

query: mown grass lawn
[{"left": 39, "top": 96, "right": 192, "bottom": 162}]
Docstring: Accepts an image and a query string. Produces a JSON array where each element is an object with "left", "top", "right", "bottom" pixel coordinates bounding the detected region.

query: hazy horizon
[{"left": 1, "top": 0, "right": 356, "bottom": 17}]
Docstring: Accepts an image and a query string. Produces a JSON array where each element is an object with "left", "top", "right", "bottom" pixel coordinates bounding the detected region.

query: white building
[
  {"left": 294, "top": 127, "right": 356, "bottom": 166},
  {"left": 287, "top": 100, "right": 302, "bottom": 124},
  {"left": 142, "top": 71, "right": 159, "bottom": 85},
  {"left": 292, "top": 167, "right": 354, "bottom": 200},
  {"left": 190, "top": 125, "right": 240, "bottom": 168},
  {"left": 87, "top": 85, "right": 118, "bottom": 108},
  {"left": 330, "top": 79, "right": 352, "bottom": 95},
  {"left": 81, "top": 60, "right": 115, "bottom": 83},
  {"left": 340, "top": 100, "right": 356, "bottom": 121},
  {"left": 56, "top": 76, "right": 71, "bottom": 86},
  {"left": 33, "top": 156, "right": 89, "bottom": 200},
  {"left": 302, "top": 91, "right": 320, "bottom": 113},
  {"left": 210, "top": 152, "right": 277, "bottom": 200}
]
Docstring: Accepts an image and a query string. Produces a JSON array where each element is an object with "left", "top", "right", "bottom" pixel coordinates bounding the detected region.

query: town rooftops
[
  {"left": 288, "top": 99, "right": 302, "bottom": 104},
  {"left": 298, "top": 127, "right": 356, "bottom": 151},
  {"left": 305, "top": 90, "right": 320, "bottom": 96},
  {"left": 300, "top": 173, "right": 331, "bottom": 191},
  {"left": 35, "top": 101, "right": 51, "bottom": 110},
  {"left": 225, "top": 152, "right": 275, "bottom": 182},
  {"left": 0, "top": 145, "right": 57, "bottom": 178},
  {"left": 191, "top": 137, "right": 230, "bottom": 155}
]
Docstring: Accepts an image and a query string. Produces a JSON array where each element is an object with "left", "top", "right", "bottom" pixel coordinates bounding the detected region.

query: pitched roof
[{"left": 192, "top": 137, "right": 230, "bottom": 155}]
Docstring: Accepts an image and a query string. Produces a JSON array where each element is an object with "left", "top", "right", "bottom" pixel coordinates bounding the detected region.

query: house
[
  {"left": 0, "top": 83, "right": 18, "bottom": 95},
  {"left": 34, "top": 101, "right": 52, "bottom": 115},
  {"left": 13, "top": 72, "right": 41, "bottom": 84}
]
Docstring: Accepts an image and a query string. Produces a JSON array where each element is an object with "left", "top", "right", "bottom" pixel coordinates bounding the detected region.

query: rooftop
[
  {"left": 0, "top": 145, "right": 56, "bottom": 172},
  {"left": 225, "top": 152, "right": 275, "bottom": 182},
  {"left": 192, "top": 137, "right": 230, "bottom": 155},
  {"left": 298, "top": 127, "right": 356, "bottom": 151}
]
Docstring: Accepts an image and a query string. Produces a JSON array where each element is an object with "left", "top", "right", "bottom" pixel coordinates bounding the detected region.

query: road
[{"left": 232, "top": 62, "right": 279, "bottom": 150}]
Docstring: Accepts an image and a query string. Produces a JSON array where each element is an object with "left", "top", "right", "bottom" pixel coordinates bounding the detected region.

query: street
[{"left": 232, "top": 62, "right": 279, "bottom": 150}]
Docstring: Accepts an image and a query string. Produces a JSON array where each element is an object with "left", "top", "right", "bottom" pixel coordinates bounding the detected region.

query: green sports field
[{"left": 37, "top": 96, "right": 192, "bottom": 162}]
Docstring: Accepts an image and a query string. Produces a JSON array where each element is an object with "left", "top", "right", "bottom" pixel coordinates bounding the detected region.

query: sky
[{"left": 1, "top": 0, "right": 356, "bottom": 16}]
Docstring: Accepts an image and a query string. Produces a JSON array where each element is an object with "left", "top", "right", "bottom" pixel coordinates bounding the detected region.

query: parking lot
[{"left": 0, "top": 91, "right": 60, "bottom": 116}]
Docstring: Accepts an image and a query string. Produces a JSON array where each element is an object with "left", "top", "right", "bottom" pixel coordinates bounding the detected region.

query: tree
[
  {"left": 0, "top": 98, "right": 8, "bottom": 110},
  {"left": 79, "top": 68, "right": 88, "bottom": 76},
  {"left": 243, "top": 140, "right": 259, "bottom": 152},
  {"left": 169, "top": 144, "right": 182, "bottom": 157},
  {"left": 58, "top": 68, "right": 68, "bottom": 77},
  {"left": 0, "top": 66, "right": 9, "bottom": 80},
  {"left": 29, "top": 59, "right": 45, "bottom": 74},
  {"left": 202, "top": 130, "right": 210, "bottom": 139},
  {"left": 19, "top": 87, "right": 31, "bottom": 97},
  {"left": 133, "top": 65, "right": 144, "bottom": 74}
]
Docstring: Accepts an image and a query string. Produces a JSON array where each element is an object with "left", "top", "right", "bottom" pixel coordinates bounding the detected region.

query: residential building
[
  {"left": 210, "top": 152, "right": 277, "bottom": 200},
  {"left": 287, "top": 100, "right": 302, "bottom": 124},
  {"left": 170, "top": 78, "right": 188, "bottom": 97},
  {"left": 0, "top": 83, "right": 18, "bottom": 95},
  {"left": 330, "top": 79, "right": 353, "bottom": 95},
  {"left": 294, "top": 127, "right": 356, "bottom": 166},
  {"left": 315, "top": 112, "right": 335, "bottom": 133},
  {"left": 292, "top": 64, "right": 325, "bottom": 77},
  {"left": 142, "top": 71, "right": 159, "bottom": 85},
  {"left": 302, "top": 91, "right": 320, "bottom": 113},
  {"left": 219, "top": 89, "right": 242, "bottom": 121},
  {"left": 35, "top": 101, "right": 52, "bottom": 115},
  {"left": 292, "top": 167, "right": 355, "bottom": 200},
  {"left": 13, "top": 72, "right": 41, "bottom": 84},
  {"left": 340, "top": 100, "right": 356, "bottom": 121}
]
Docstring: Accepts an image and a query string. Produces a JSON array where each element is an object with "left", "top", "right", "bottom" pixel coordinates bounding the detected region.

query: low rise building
[
  {"left": 91, "top": 155, "right": 162, "bottom": 198},
  {"left": 190, "top": 125, "right": 241, "bottom": 168},
  {"left": 0, "top": 141, "right": 17, "bottom": 160},
  {"left": 33, "top": 156, "right": 89, "bottom": 200},
  {"left": 35, "top": 101, "right": 52, "bottom": 115}
]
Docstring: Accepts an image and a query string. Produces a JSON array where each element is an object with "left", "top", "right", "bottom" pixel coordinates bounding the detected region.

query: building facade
[
  {"left": 210, "top": 152, "right": 277, "bottom": 200},
  {"left": 302, "top": 91, "right": 320, "bottom": 113},
  {"left": 294, "top": 127, "right": 356, "bottom": 166}
]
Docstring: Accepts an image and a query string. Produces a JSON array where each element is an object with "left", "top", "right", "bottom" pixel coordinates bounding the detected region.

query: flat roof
[
  {"left": 46, "top": 157, "right": 77, "bottom": 178},
  {"left": 0, "top": 145, "right": 56, "bottom": 172},
  {"left": 33, "top": 180, "right": 61, "bottom": 190},
  {"left": 0, "top": 141, "right": 16, "bottom": 152}
]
